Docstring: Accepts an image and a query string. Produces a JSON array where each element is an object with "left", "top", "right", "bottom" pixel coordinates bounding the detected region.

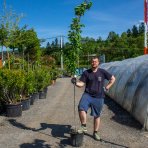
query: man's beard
[{"left": 92, "top": 65, "right": 98, "bottom": 69}]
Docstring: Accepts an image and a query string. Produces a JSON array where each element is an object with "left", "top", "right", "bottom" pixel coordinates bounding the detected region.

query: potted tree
[
  {"left": 67, "top": 1, "right": 92, "bottom": 147},
  {"left": 0, "top": 69, "right": 25, "bottom": 117}
]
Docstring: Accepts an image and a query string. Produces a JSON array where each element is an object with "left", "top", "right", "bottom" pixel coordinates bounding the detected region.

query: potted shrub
[
  {"left": 0, "top": 69, "right": 25, "bottom": 117},
  {"left": 27, "top": 70, "right": 39, "bottom": 102},
  {"left": 21, "top": 71, "right": 35, "bottom": 109},
  {"left": 35, "top": 68, "right": 47, "bottom": 99},
  {"left": 51, "top": 67, "right": 58, "bottom": 85},
  {"left": 43, "top": 67, "right": 52, "bottom": 94},
  {"left": 24, "top": 71, "right": 36, "bottom": 105}
]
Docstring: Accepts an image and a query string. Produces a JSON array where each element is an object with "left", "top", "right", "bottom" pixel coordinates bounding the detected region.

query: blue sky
[{"left": 0, "top": 0, "right": 143, "bottom": 41}]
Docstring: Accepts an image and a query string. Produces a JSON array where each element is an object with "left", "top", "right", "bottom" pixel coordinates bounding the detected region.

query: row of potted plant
[{"left": 0, "top": 66, "right": 59, "bottom": 117}]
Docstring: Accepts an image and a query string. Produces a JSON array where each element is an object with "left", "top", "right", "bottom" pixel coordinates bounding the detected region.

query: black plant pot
[
  {"left": 39, "top": 91, "right": 46, "bottom": 99},
  {"left": 21, "top": 98, "right": 30, "bottom": 111},
  {"left": 30, "top": 95, "right": 35, "bottom": 105},
  {"left": 5, "top": 103, "right": 22, "bottom": 117},
  {"left": 33, "top": 92, "right": 39, "bottom": 102},
  {"left": 70, "top": 132, "right": 84, "bottom": 147},
  {"left": 44, "top": 87, "right": 48, "bottom": 94},
  {"left": 0, "top": 103, "right": 5, "bottom": 114}
]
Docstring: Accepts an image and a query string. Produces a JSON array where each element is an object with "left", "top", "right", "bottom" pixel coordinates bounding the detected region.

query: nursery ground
[{"left": 0, "top": 78, "right": 148, "bottom": 148}]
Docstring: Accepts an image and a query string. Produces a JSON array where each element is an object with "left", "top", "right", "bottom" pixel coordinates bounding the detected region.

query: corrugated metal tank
[{"left": 100, "top": 55, "right": 148, "bottom": 130}]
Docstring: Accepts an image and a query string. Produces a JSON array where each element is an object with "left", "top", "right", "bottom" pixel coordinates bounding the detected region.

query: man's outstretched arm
[
  {"left": 76, "top": 81, "right": 85, "bottom": 88},
  {"left": 71, "top": 77, "right": 85, "bottom": 88},
  {"left": 105, "top": 75, "right": 116, "bottom": 90}
]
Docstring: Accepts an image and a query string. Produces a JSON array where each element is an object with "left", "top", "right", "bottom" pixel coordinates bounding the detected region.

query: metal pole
[
  {"left": 74, "top": 83, "right": 76, "bottom": 130},
  {"left": 144, "top": 23, "right": 147, "bottom": 54},
  {"left": 60, "top": 36, "right": 64, "bottom": 70},
  {"left": 144, "top": 0, "right": 148, "bottom": 54}
]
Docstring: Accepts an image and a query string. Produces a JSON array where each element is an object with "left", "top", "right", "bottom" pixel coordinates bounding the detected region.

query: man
[{"left": 71, "top": 57, "right": 115, "bottom": 141}]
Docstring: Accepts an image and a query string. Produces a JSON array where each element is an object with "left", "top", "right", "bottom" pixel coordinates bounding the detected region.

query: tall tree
[
  {"left": 67, "top": 1, "right": 92, "bottom": 74},
  {"left": 139, "top": 22, "right": 144, "bottom": 35},
  {"left": 127, "top": 29, "right": 132, "bottom": 37},
  {"left": 132, "top": 25, "right": 139, "bottom": 37},
  {"left": 46, "top": 42, "right": 50, "bottom": 48},
  {"left": 0, "top": 0, "right": 23, "bottom": 59},
  {"left": 55, "top": 38, "right": 58, "bottom": 47},
  {"left": 0, "top": 24, "right": 9, "bottom": 50}
]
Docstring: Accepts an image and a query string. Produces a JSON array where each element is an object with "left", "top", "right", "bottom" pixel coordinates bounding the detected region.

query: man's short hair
[{"left": 91, "top": 56, "right": 100, "bottom": 62}]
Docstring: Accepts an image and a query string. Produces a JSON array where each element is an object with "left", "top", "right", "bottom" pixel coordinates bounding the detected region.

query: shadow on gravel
[
  {"left": 8, "top": 119, "right": 72, "bottom": 147},
  {"left": 8, "top": 119, "right": 36, "bottom": 131},
  {"left": 104, "top": 97, "right": 142, "bottom": 129},
  {"left": 85, "top": 133, "right": 129, "bottom": 148},
  {"left": 33, "top": 123, "right": 72, "bottom": 147},
  {"left": 19, "top": 139, "right": 52, "bottom": 148}
]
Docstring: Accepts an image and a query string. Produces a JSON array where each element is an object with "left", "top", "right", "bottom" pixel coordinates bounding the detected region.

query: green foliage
[
  {"left": 132, "top": 25, "right": 139, "bottom": 37},
  {"left": 65, "top": 1, "right": 92, "bottom": 75},
  {"left": 139, "top": 23, "right": 144, "bottom": 35},
  {"left": 50, "top": 67, "right": 60, "bottom": 80},
  {"left": 0, "top": 1, "right": 60, "bottom": 106},
  {"left": 41, "top": 38, "right": 61, "bottom": 66},
  {"left": 0, "top": 24, "right": 9, "bottom": 47},
  {"left": 23, "top": 28, "right": 41, "bottom": 61},
  {"left": 0, "top": 69, "right": 25, "bottom": 104},
  {"left": 41, "top": 55, "right": 56, "bottom": 67},
  {"left": 34, "top": 67, "right": 51, "bottom": 91},
  {"left": 0, "top": 2, "right": 24, "bottom": 53},
  {"left": 0, "top": 1, "right": 41, "bottom": 63},
  {"left": 79, "top": 22, "right": 144, "bottom": 63},
  {"left": 75, "top": 2, "right": 92, "bottom": 16},
  {"left": 22, "top": 71, "right": 36, "bottom": 98},
  {"left": 45, "top": 21, "right": 144, "bottom": 67}
]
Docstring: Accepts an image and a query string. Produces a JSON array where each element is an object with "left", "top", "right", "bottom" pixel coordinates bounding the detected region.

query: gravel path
[{"left": 0, "top": 78, "right": 147, "bottom": 148}]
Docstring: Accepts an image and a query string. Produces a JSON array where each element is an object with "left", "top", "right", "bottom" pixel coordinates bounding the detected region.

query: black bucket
[
  {"left": 30, "top": 95, "right": 35, "bottom": 105},
  {"left": 5, "top": 103, "right": 22, "bottom": 117},
  {"left": 44, "top": 87, "right": 48, "bottom": 94},
  {"left": 33, "top": 92, "right": 39, "bottom": 102},
  {"left": 21, "top": 98, "right": 30, "bottom": 111},
  {"left": 0, "top": 103, "right": 5, "bottom": 114},
  {"left": 39, "top": 91, "right": 46, "bottom": 99},
  {"left": 70, "top": 132, "right": 84, "bottom": 147}
]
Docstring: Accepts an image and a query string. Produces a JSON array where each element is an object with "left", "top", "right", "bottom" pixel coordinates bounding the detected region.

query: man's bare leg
[
  {"left": 78, "top": 111, "right": 87, "bottom": 133},
  {"left": 79, "top": 111, "right": 87, "bottom": 124},
  {"left": 93, "top": 117, "right": 101, "bottom": 140},
  {"left": 94, "top": 117, "right": 100, "bottom": 131}
]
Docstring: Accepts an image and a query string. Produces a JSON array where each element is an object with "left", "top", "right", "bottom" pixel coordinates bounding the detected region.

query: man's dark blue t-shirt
[{"left": 79, "top": 68, "right": 112, "bottom": 98}]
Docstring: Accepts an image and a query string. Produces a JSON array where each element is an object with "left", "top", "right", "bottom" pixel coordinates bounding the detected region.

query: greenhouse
[{"left": 101, "top": 55, "right": 148, "bottom": 130}]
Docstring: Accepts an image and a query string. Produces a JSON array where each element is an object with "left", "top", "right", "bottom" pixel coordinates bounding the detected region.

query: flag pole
[{"left": 144, "top": 0, "right": 148, "bottom": 54}]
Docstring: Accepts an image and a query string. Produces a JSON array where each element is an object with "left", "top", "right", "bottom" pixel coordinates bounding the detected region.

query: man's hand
[
  {"left": 71, "top": 77, "right": 77, "bottom": 85},
  {"left": 104, "top": 75, "right": 116, "bottom": 92},
  {"left": 103, "top": 87, "right": 109, "bottom": 92}
]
